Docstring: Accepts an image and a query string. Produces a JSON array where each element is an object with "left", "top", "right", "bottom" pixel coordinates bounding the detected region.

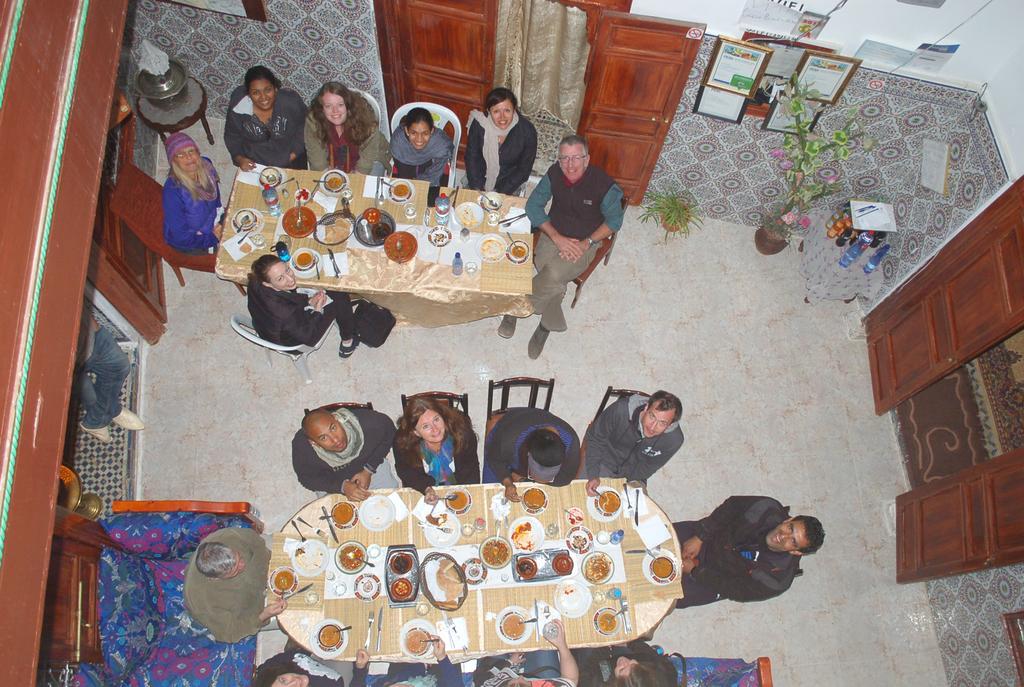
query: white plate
[
  {"left": 321, "top": 169, "right": 349, "bottom": 194},
  {"left": 231, "top": 207, "right": 264, "bottom": 232},
  {"left": 427, "top": 227, "right": 452, "bottom": 247},
  {"left": 310, "top": 619, "right": 348, "bottom": 659},
  {"left": 453, "top": 202, "right": 484, "bottom": 229},
  {"left": 388, "top": 179, "right": 416, "bottom": 204},
  {"left": 478, "top": 233, "right": 508, "bottom": 263},
  {"left": 642, "top": 552, "right": 679, "bottom": 586},
  {"left": 290, "top": 248, "right": 320, "bottom": 276},
  {"left": 259, "top": 166, "right": 284, "bottom": 187},
  {"left": 495, "top": 605, "right": 532, "bottom": 645},
  {"left": 582, "top": 551, "right": 614, "bottom": 585},
  {"left": 586, "top": 486, "right": 622, "bottom": 523},
  {"left": 289, "top": 538, "right": 328, "bottom": 577},
  {"left": 565, "top": 525, "right": 594, "bottom": 555},
  {"left": 508, "top": 515, "right": 545, "bottom": 552},
  {"left": 554, "top": 579, "right": 593, "bottom": 619},
  {"left": 423, "top": 514, "right": 461, "bottom": 548},
  {"left": 399, "top": 618, "right": 437, "bottom": 659},
  {"left": 359, "top": 494, "right": 396, "bottom": 531}
]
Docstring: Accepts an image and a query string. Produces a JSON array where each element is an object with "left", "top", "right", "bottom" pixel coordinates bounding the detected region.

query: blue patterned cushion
[
  {"left": 98, "top": 548, "right": 164, "bottom": 677},
  {"left": 103, "top": 512, "right": 253, "bottom": 560},
  {"left": 676, "top": 656, "right": 761, "bottom": 687}
]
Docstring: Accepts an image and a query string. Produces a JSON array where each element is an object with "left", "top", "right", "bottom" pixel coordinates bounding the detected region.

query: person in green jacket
[{"left": 305, "top": 82, "right": 389, "bottom": 175}]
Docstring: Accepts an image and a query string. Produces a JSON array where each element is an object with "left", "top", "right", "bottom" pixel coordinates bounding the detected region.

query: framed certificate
[
  {"left": 762, "top": 100, "right": 822, "bottom": 133},
  {"left": 693, "top": 86, "right": 748, "bottom": 123},
  {"left": 795, "top": 51, "right": 861, "bottom": 104},
  {"left": 703, "top": 37, "right": 773, "bottom": 98}
]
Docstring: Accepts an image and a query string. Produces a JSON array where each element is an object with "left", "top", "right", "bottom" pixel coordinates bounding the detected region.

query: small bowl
[{"left": 291, "top": 248, "right": 319, "bottom": 274}]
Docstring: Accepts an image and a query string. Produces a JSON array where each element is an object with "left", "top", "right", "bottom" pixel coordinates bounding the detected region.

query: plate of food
[
  {"left": 454, "top": 202, "right": 484, "bottom": 229},
  {"left": 521, "top": 487, "right": 547, "bottom": 515},
  {"left": 586, "top": 486, "right": 623, "bottom": 522},
  {"left": 384, "top": 230, "right": 418, "bottom": 264},
  {"left": 267, "top": 566, "right": 298, "bottom": 596},
  {"left": 422, "top": 514, "right": 460, "bottom": 548},
  {"left": 593, "top": 607, "right": 621, "bottom": 636},
  {"left": 462, "top": 557, "right": 487, "bottom": 585},
  {"left": 282, "top": 205, "right": 317, "bottom": 239},
  {"left": 330, "top": 500, "right": 359, "bottom": 529},
  {"left": 258, "top": 166, "right": 284, "bottom": 187},
  {"left": 290, "top": 538, "right": 328, "bottom": 577},
  {"left": 642, "top": 552, "right": 679, "bottom": 586},
  {"left": 354, "top": 573, "right": 381, "bottom": 601},
  {"left": 400, "top": 618, "right": 437, "bottom": 659},
  {"left": 231, "top": 208, "right": 263, "bottom": 232},
  {"left": 445, "top": 489, "right": 472, "bottom": 514},
  {"left": 479, "top": 535, "right": 512, "bottom": 569},
  {"left": 495, "top": 605, "right": 531, "bottom": 645},
  {"left": 359, "top": 494, "right": 396, "bottom": 531},
  {"left": 478, "top": 234, "right": 508, "bottom": 263},
  {"left": 310, "top": 619, "right": 348, "bottom": 659},
  {"left": 389, "top": 179, "right": 415, "bottom": 204},
  {"left": 506, "top": 240, "right": 531, "bottom": 265},
  {"left": 509, "top": 516, "right": 545, "bottom": 552},
  {"left": 335, "top": 541, "right": 368, "bottom": 574},
  {"left": 427, "top": 227, "right": 452, "bottom": 248},
  {"left": 290, "top": 248, "right": 319, "bottom": 275},
  {"left": 420, "top": 552, "right": 468, "bottom": 610},
  {"left": 582, "top": 551, "right": 614, "bottom": 585},
  {"left": 565, "top": 526, "right": 594, "bottom": 555},
  {"left": 564, "top": 507, "right": 584, "bottom": 527},
  {"left": 554, "top": 579, "right": 593, "bottom": 619},
  {"left": 321, "top": 169, "right": 349, "bottom": 194}
]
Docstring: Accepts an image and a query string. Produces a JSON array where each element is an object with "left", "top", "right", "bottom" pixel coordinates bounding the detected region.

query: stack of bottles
[{"left": 830, "top": 203, "right": 892, "bottom": 274}]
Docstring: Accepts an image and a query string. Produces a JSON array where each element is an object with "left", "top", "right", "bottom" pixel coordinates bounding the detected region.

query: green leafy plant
[
  {"left": 762, "top": 75, "right": 876, "bottom": 241},
  {"left": 639, "top": 188, "right": 703, "bottom": 242}
]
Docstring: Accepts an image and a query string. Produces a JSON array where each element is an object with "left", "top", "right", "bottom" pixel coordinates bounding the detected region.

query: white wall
[{"left": 631, "top": 0, "right": 1024, "bottom": 177}]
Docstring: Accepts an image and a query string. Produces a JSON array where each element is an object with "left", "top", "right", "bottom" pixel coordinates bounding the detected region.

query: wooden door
[
  {"left": 897, "top": 448, "right": 1024, "bottom": 583},
  {"left": 577, "top": 12, "right": 704, "bottom": 203},
  {"left": 866, "top": 176, "right": 1024, "bottom": 413}
]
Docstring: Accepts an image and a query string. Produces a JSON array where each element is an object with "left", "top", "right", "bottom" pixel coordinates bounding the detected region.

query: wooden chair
[
  {"left": 111, "top": 499, "right": 264, "bottom": 532},
  {"left": 109, "top": 162, "right": 245, "bottom": 296},
  {"left": 593, "top": 386, "right": 650, "bottom": 423},
  {"left": 320, "top": 401, "right": 375, "bottom": 412},
  {"left": 487, "top": 376, "right": 554, "bottom": 419},
  {"left": 401, "top": 391, "right": 469, "bottom": 415}
]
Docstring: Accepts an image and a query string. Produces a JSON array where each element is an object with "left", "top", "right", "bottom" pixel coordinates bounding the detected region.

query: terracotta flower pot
[{"left": 754, "top": 226, "right": 788, "bottom": 255}]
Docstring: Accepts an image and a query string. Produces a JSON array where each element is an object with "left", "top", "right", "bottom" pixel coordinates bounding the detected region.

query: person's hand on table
[
  {"left": 678, "top": 557, "right": 698, "bottom": 575},
  {"left": 355, "top": 649, "right": 370, "bottom": 670},
  {"left": 501, "top": 477, "right": 520, "bottom": 503},
  {"left": 259, "top": 597, "right": 287, "bottom": 623},
  {"left": 429, "top": 634, "right": 447, "bottom": 661},
  {"left": 234, "top": 155, "right": 256, "bottom": 171},
  {"left": 585, "top": 477, "right": 601, "bottom": 497},
  {"left": 351, "top": 469, "right": 372, "bottom": 491},
  {"left": 508, "top": 652, "right": 525, "bottom": 666},
  {"left": 342, "top": 478, "right": 371, "bottom": 502},
  {"left": 543, "top": 619, "right": 569, "bottom": 650},
  {"left": 424, "top": 486, "right": 439, "bottom": 505},
  {"left": 681, "top": 535, "right": 703, "bottom": 561}
]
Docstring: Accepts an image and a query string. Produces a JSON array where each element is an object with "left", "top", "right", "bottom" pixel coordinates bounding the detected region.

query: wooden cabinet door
[
  {"left": 577, "top": 12, "right": 704, "bottom": 202},
  {"left": 896, "top": 448, "right": 1024, "bottom": 583}
]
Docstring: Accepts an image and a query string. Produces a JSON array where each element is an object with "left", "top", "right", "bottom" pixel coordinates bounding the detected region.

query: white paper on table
[
  {"left": 622, "top": 487, "right": 650, "bottom": 521},
  {"left": 501, "top": 208, "right": 532, "bottom": 235},
  {"left": 410, "top": 226, "right": 481, "bottom": 267},
  {"left": 361, "top": 175, "right": 387, "bottom": 199},
  {"left": 319, "top": 250, "right": 349, "bottom": 277},
  {"left": 411, "top": 496, "right": 434, "bottom": 523},
  {"left": 222, "top": 231, "right": 255, "bottom": 261},
  {"left": 388, "top": 491, "right": 409, "bottom": 521},
  {"left": 235, "top": 162, "right": 270, "bottom": 187},
  {"left": 635, "top": 516, "right": 671, "bottom": 549},
  {"left": 312, "top": 190, "right": 338, "bottom": 213},
  {"left": 435, "top": 617, "right": 469, "bottom": 651}
]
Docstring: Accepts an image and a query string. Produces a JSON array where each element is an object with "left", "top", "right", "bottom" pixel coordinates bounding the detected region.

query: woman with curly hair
[
  {"left": 305, "top": 82, "right": 389, "bottom": 175},
  {"left": 393, "top": 397, "right": 479, "bottom": 504}
]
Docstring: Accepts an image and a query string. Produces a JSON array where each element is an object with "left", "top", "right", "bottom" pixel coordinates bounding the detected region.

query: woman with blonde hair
[
  {"left": 393, "top": 396, "right": 479, "bottom": 503},
  {"left": 161, "top": 132, "right": 223, "bottom": 254},
  {"left": 305, "top": 82, "right": 389, "bottom": 174}
]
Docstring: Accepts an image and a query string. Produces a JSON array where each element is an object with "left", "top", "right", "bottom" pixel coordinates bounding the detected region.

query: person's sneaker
[
  {"left": 527, "top": 324, "right": 550, "bottom": 359},
  {"left": 339, "top": 336, "right": 359, "bottom": 358},
  {"left": 112, "top": 408, "right": 145, "bottom": 431},
  {"left": 497, "top": 315, "right": 517, "bottom": 339},
  {"left": 79, "top": 422, "right": 112, "bottom": 443}
]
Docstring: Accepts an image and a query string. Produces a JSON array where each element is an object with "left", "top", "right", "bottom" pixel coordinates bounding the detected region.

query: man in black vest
[{"left": 497, "top": 134, "right": 624, "bottom": 358}]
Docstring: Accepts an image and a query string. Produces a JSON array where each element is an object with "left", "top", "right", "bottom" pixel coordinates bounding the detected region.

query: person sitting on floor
[
  {"left": 253, "top": 648, "right": 346, "bottom": 687},
  {"left": 247, "top": 254, "right": 359, "bottom": 358},
  {"left": 584, "top": 391, "right": 684, "bottom": 497},
  {"left": 393, "top": 397, "right": 480, "bottom": 503},
  {"left": 482, "top": 407, "right": 580, "bottom": 501},
  {"left": 183, "top": 527, "right": 285, "bottom": 643},
  {"left": 352, "top": 641, "right": 463, "bottom": 687},
  {"left": 305, "top": 82, "right": 390, "bottom": 175},
  {"left": 390, "top": 106, "right": 454, "bottom": 185},
  {"left": 672, "top": 495, "right": 825, "bottom": 608},
  {"left": 292, "top": 405, "right": 398, "bottom": 499},
  {"left": 161, "top": 131, "right": 223, "bottom": 255}
]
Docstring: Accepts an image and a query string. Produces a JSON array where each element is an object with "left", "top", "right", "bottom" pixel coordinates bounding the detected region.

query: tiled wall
[{"left": 648, "top": 35, "right": 1007, "bottom": 309}]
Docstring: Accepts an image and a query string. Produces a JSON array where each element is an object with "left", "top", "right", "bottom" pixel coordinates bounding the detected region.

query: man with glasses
[{"left": 497, "top": 134, "right": 624, "bottom": 358}]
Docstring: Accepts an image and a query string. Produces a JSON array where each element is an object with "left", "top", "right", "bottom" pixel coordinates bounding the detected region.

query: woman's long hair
[
  {"left": 170, "top": 157, "right": 217, "bottom": 202},
  {"left": 248, "top": 253, "right": 282, "bottom": 288},
  {"left": 394, "top": 397, "right": 474, "bottom": 469},
  {"left": 309, "top": 82, "right": 378, "bottom": 146}
]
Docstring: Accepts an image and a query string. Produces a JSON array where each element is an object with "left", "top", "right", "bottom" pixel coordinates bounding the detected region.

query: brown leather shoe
[
  {"left": 528, "top": 324, "right": 549, "bottom": 359},
  {"left": 497, "top": 315, "right": 517, "bottom": 339}
]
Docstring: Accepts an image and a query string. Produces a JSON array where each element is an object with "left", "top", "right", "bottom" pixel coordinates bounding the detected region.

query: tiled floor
[{"left": 138, "top": 120, "right": 946, "bottom": 685}]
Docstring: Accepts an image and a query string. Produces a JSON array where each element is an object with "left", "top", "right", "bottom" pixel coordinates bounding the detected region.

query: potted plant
[
  {"left": 639, "top": 188, "right": 703, "bottom": 242},
  {"left": 755, "top": 75, "right": 875, "bottom": 255}
]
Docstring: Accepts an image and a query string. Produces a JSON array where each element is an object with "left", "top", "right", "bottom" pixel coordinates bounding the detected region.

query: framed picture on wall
[
  {"left": 762, "top": 100, "right": 822, "bottom": 133},
  {"left": 703, "top": 37, "right": 774, "bottom": 98},
  {"left": 693, "top": 85, "right": 748, "bottom": 123},
  {"left": 794, "top": 51, "right": 861, "bottom": 103}
]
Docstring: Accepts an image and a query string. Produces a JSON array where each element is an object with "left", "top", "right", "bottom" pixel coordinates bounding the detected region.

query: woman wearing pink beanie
[{"left": 162, "top": 132, "right": 223, "bottom": 254}]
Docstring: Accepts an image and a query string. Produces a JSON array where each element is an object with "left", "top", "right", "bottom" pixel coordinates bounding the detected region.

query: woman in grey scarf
[
  {"left": 465, "top": 87, "right": 537, "bottom": 196},
  {"left": 390, "top": 107, "right": 454, "bottom": 185}
]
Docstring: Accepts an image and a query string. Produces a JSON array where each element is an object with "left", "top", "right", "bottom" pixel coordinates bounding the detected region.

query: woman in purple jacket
[{"left": 161, "top": 132, "right": 223, "bottom": 254}]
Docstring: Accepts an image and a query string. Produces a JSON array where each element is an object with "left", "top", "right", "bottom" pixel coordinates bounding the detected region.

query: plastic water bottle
[
  {"left": 262, "top": 183, "right": 281, "bottom": 217},
  {"left": 273, "top": 240, "right": 291, "bottom": 262},
  {"left": 863, "top": 244, "right": 891, "bottom": 274},
  {"left": 609, "top": 529, "right": 624, "bottom": 545},
  {"left": 452, "top": 251, "right": 463, "bottom": 276},
  {"left": 838, "top": 232, "right": 871, "bottom": 268},
  {"left": 435, "top": 193, "right": 450, "bottom": 226}
]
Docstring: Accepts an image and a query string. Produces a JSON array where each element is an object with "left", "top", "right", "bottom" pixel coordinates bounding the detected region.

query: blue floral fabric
[
  {"left": 670, "top": 655, "right": 762, "bottom": 687},
  {"left": 74, "top": 512, "right": 257, "bottom": 687}
]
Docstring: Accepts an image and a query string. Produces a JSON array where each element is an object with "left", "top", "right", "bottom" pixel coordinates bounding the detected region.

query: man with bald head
[{"left": 291, "top": 405, "right": 398, "bottom": 499}]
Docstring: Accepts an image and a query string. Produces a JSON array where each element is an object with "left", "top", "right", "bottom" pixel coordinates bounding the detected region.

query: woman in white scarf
[{"left": 465, "top": 88, "right": 537, "bottom": 196}]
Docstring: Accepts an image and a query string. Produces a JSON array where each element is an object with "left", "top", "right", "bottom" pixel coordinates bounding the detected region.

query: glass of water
[
  {"left": 464, "top": 261, "right": 479, "bottom": 275},
  {"left": 403, "top": 202, "right": 417, "bottom": 220}
]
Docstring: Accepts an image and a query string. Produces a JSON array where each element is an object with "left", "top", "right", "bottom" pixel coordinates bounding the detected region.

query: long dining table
[
  {"left": 269, "top": 479, "right": 682, "bottom": 664},
  {"left": 214, "top": 167, "right": 534, "bottom": 327}
]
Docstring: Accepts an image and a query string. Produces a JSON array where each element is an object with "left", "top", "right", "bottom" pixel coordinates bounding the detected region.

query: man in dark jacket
[
  {"left": 584, "top": 391, "right": 683, "bottom": 496},
  {"left": 292, "top": 406, "right": 398, "bottom": 498},
  {"left": 482, "top": 407, "right": 581, "bottom": 501},
  {"left": 673, "top": 495, "right": 825, "bottom": 608}
]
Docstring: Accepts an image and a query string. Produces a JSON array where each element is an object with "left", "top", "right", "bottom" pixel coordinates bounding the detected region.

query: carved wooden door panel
[{"left": 577, "top": 12, "right": 704, "bottom": 202}]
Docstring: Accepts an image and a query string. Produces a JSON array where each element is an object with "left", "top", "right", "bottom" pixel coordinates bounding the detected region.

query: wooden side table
[{"left": 136, "top": 76, "right": 214, "bottom": 145}]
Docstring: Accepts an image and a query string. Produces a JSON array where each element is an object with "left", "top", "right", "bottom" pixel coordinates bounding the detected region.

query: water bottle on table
[
  {"left": 452, "top": 251, "right": 463, "bottom": 277},
  {"left": 435, "top": 192, "right": 451, "bottom": 226},
  {"left": 262, "top": 183, "right": 281, "bottom": 217}
]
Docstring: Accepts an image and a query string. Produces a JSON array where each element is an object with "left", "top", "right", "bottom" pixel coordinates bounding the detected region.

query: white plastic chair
[
  {"left": 351, "top": 87, "right": 388, "bottom": 141},
  {"left": 389, "top": 101, "right": 462, "bottom": 187},
  {"left": 229, "top": 314, "right": 332, "bottom": 385}
]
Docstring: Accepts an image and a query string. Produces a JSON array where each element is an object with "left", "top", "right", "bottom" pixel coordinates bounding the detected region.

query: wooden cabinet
[
  {"left": 896, "top": 448, "right": 1024, "bottom": 583},
  {"left": 866, "top": 177, "right": 1024, "bottom": 413}
]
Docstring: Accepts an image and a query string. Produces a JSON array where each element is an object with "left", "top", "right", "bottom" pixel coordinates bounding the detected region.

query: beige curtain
[{"left": 494, "top": 0, "right": 591, "bottom": 130}]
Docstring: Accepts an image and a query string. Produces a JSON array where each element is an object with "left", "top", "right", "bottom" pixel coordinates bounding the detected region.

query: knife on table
[
  {"left": 375, "top": 605, "right": 383, "bottom": 651},
  {"left": 534, "top": 600, "right": 541, "bottom": 641},
  {"left": 282, "top": 582, "right": 313, "bottom": 600},
  {"left": 634, "top": 489, "right": 641, "bottom": 527},
  {"left": 327, "top": 248, "right": 340, "bottom": 276},
  {"left": 290, "top": 520, "right": 306, "bottom": 542},
  {"left": 321, "top": 505, "right": 338, "bottom": 544}
]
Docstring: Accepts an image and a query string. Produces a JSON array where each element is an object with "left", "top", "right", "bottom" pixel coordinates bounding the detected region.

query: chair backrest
[
  {"left": 321, "top": 401, "right": 375, "bottom": 411},
  {"left": 487, "top": 376, "right": 555, "bottom": 419},
  {"left": 401, "top": 391, "right": 469, "bottom": 415},
  {"left": 230, "top": 313, "right": 300, "bottom": 353},
  {"left": 389, "top": 101, "right": 462, "bottom": 186},
  {"left": 351, "top": 87, "right": 388, "bottom": 141},
  {"left": 594, "top": 386, "right": 649, "bottom": 423}
]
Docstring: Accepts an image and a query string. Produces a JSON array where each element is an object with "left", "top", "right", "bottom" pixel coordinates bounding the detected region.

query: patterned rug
[{"left": 974, "top": 328, "right": 1024, "bottom": 457}]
